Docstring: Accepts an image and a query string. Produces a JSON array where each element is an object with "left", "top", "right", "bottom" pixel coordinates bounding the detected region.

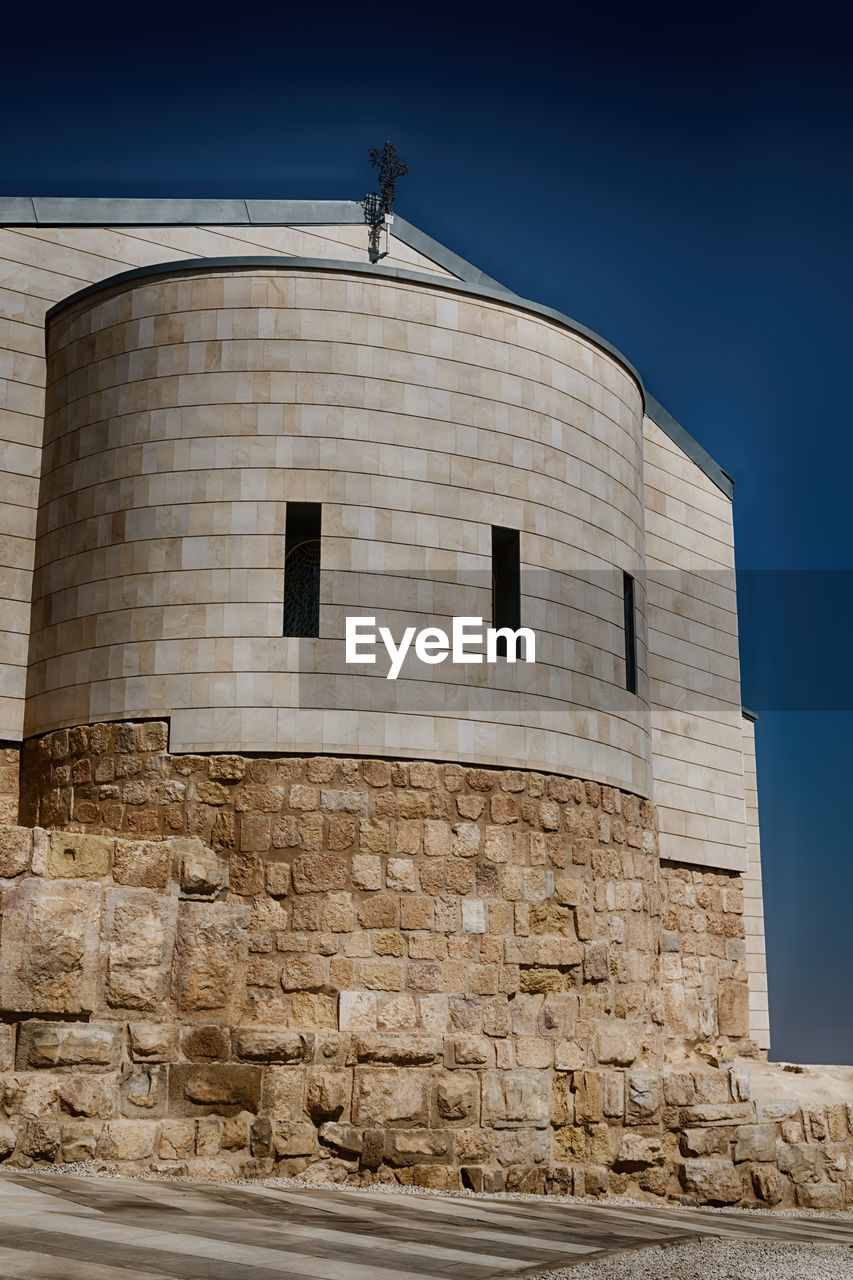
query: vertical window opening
[
  {"left": 492, "top": 526, "right": 521, "bottom": 657},
  {"left": 623, "top": 570, "right": 637, "bottom": 694},
  {"left": 284, "top": 502, "right": 321, "bottom": 637}
]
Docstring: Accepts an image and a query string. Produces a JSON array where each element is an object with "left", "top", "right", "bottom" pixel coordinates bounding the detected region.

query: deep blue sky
[{"left": 4, "top": 2, "right": 852, "bottom": 1061}]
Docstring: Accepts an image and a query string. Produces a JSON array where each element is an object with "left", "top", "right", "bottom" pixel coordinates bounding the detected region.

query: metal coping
[
  {"left": 2, "top": 195, "right": 732, "bottom": 497},
  {"left": 742, "top": 708, "right": 758, "bottom": 723}
]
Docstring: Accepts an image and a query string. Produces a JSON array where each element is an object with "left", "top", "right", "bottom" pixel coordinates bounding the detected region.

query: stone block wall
[
  {"left": 0, "top": 746, "right": 18, "bottom": 824},
  {"left": 658, "top": 862, "right": 750, "bottom": 1052},
  {"left": 1, "top": 721, "right": 847, "bottom": 1205}
]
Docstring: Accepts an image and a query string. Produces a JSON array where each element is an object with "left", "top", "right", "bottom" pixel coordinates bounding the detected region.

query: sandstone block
[
  {"left": 386, "top": 1129, "right": 452, "bottom": 1166},
  {"left": 355, "top": 1034, "right": 441, "bottom": 1065},
  {"left": 0, "top": 1123, "right": 16, "bottom": 1160},
  {"left": 461, "top": 898, "right": 486, "bottom": 934},
  {"left": 19, "top": 1120, "right": 61, "bottom": 1161},
  {"left": 339, "top": 991, "right": 377, "bottom": 1031},
  {"left": 555, "top": 1041, "right": 585, "bottom": 1072},
  {"left": 321, "top": 790, "right": 368, "bottom": 815},
  {"left": 233, "top": 1030, "right": 313, "bottom": 1063},
  {"left": 625, "top": 1071, "right": 662, "bottom": 1123},
  {"left": 99, "top": 1120, "right": 156, "bottom": 1161},
  {"left": 280, "top": 954, "right": 327, "bottom": 992},
  {"left": 320, "top": 892, "right": 354, "bottom": 932},
  {"left": 718, "top": 979, "right": 749, "bottom": 1037},
  {"left": 680, "top": 1102, "right": 755, "bottom": 1127},
  {"left": 593, "top": 1022, "right": 640, "bottom": 1066},
  {"left": 0, "top": 880, "right": 101, "bottom": 1013},
  {"left": 292, "top": 853, "right": 347, "bottom": 892},
  {"left": 796, "top": 1181, "right": 844, "bottom": 1210},
  {"left": 60, "top": 1124, "right": 99, "bottom": 1162},
  {"left": 357, "top": 894, "right": 398, "bottom": 929},
  {"left": 209, "top": 756, "right": 245, "bottom": 782},
  {"left": 261, "top": 1067, "right": 304, "bottom": 1121},
  {"left": 616, "top": 1134, "right": 665, "bottom": 1167},
  {"left": 104, "top": 888, "right": 178, "bottom": 1011},
  {"left": 554, "top": 877, "right": 582, "bottom": 906},
  {"left": 0, "top": 1025, "right": 13, "bottom": 1072},
  {"left": 664, "top": 1072, "right": 696, "bottom": 1106},
  {"left": 377, "top": 994, "right": 418, "bottom": 1030},
  {"left": 353, "top": 1068, "right": 431, "bottom": 1127},
  {"left": 306, "top": 1071, "right": 350, "bottom": 1121},
  {"left": 0, "top": 825, "right": 31, "bottom": 877},
  {"left": 159, "top": 1120, "right": 196, "bottom": 1160},
  {"left": 113, "top": 839, "right": 171, "bottom": 889},
  {"left": 119, "top": 1065, "right": 167, "bottom": 1118},
  {"left": 16, "top": 1022, "right": 120, "bottom": 1070},
  {"left": 319, "top": 1122, "right": 362, "bottom": 1155},
  {"left": 291, "top": 992, "right": 336, "bottom": 1027},
  {"left": 452, "top": 824, "right": 481, "bottom": 858},
  {"left": 178, "top": 843, "right": 228, "bottom": 896},
  {"left": 58, "top": 1076, "right": 115, "bottom": 1119},
  {"left": 734, "top": 1124, "right": 776, "bottom": 1163},
  {"left": 751, "top": 1164, "right": 784, "bottom": 1204},
  {"left": 776, "top": 1141, "right": 821, "bottom": 1183},
  {"left": 680, "top": 1157, "right": 743, "bottom": 1204},
  {"left": 755, "top": 1098, "right": 800, "bottom": 1123},
  {"left": 436, "top": 1073, "right": 477, "bottom": 1123},
  {"left": 680, "top": 1128, "right": 729, "bottom": 1156},
  {"left": 351, "top": 855, "right": 382, "bottom": 891},
  {"left": 423, "top": 821, "right": 451, "bottom": 858},
  {"left": 265, "top": 862, "right": 291, "bottom": 897},
  {"left": 584, "top": 940, "right": 610, "bottom": 982},
  {"left": 169, "top": 1065, "right": 262, "bottom": 1116},
  {"left": 181, "top": 1025, "right": 230, "bottom": 1061},
  {"left": 195, "top": 781, "right": 229, "bottom": 805},
  {"left": 172, "top": 901, "right": 250, "bottom": 1013},
  {"left": 386, "top": 858, "right": 419, "bottom": 892},
  {"left": 128, "top": 1023, "right": 179, "bottom": 1061},
  {"left": 133, "top": 722, "right": 168, "bottom": 753},
  {"left": 515, "top": 1038, "right": 552, "bottom": 1069},
  {"left": 47, "top": 831, "right": 112, "bottom": 878},
  {"left": 481, "top": 1070, "right": 550, "bottom": 1129}
]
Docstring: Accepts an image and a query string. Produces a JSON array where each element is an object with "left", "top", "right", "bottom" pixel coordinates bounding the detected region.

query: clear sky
[{"left": 4, "top": 1, "right": 851, "bottom": 1061}]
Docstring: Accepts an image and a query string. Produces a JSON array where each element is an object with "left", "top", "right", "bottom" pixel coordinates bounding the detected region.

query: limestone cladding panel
[
  {"left": 28, "top": 269, "right": 649, "bottom": 787},
  {"left": 741, "top": 718, "right": 769, "bottom": 1050},
  {"left": 0, "top": 224, "right": 454, "bottom": 743},
  {"left": 642, "top": 416, "right": 747, "bottom": 872}
]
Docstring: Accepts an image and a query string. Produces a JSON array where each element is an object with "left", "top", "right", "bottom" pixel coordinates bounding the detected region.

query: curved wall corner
[{"left": 29, "top": 264, "right": 650, "bottom": 792}]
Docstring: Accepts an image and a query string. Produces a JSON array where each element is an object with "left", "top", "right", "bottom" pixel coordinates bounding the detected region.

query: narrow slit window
[
  {"left": 623, "top": 570, "right": 637, "bottom": 694},
  {"left": 283, "top": 502, "right": 321, "bottom": 637},
  {"left": 492, "top": 526, "right": 521, "bottom": 657}
]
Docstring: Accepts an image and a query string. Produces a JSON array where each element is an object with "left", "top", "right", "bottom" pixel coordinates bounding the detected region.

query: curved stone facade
[{"left": 30, "top": 265, "right": 649, "bottom": 791}]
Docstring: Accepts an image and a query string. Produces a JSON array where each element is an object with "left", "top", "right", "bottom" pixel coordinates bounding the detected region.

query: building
[{"left": 0, "top": 198, "right": 784, "bottom": 1199}]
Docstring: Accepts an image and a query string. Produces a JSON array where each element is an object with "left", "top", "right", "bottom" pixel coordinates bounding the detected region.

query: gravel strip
[
  {"left": 529, "top": 1236, "right": 853, "bottom": 1279},
  {"left": 3, "top": 1163, "right": 853, "bottom": 1223}
]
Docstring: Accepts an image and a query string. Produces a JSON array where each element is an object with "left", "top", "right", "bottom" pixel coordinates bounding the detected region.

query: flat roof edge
[
  {"left": 0, "top": 196, "right": 371, "bottom": 226},
  {"left": 644, "top": 392, "right": 735, "bottom": 499}
]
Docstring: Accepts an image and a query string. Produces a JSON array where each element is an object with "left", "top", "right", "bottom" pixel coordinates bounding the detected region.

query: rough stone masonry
[{"left": 0, "top": 721, "right": 848, "bottom": 1208}]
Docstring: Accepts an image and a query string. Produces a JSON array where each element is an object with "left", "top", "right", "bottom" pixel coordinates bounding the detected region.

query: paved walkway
[{"left": 0, "top": 1173, "right": 851, "bottom": 1279}]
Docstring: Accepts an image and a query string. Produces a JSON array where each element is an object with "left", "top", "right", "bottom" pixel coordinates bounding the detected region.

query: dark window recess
[
  {"left": 492, "top": 526, "right": 521, "bottom": 657},
  {"left": 283, "top": 503, "right": 322, "bottom": 637},
  {"left": 623, "top": 571, "right": 637, "bottom": 694}
]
